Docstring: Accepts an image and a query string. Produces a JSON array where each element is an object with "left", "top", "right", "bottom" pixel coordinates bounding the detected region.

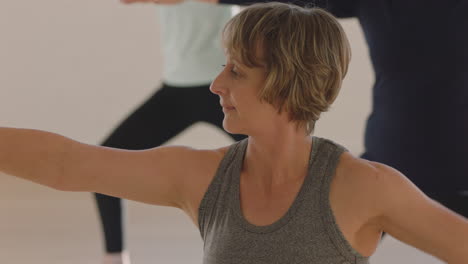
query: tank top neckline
[{"left": 231, "top": 136, "right": 321, "bottom": 234}]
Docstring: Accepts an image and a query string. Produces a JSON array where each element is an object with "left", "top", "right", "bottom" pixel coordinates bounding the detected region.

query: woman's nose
[{"left": 209, "top": 72, "right": 226, "bottom": 95}]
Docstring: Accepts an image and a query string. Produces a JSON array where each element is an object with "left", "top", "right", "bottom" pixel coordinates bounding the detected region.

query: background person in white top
[{"left": 94, "top": 1, "right": 242, "bottom": 264}]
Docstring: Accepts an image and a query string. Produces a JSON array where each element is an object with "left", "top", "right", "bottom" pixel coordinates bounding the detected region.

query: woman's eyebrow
[
  {"left": 232, "top": 59, "right": 248, "bottom": 70},
  {"left": 232, "top": 59, "right": 242, "bottom": 67}
]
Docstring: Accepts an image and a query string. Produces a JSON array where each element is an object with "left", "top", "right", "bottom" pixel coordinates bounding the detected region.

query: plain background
[{"left": 0, "top": 1, "right": 445, "bottom": 263}]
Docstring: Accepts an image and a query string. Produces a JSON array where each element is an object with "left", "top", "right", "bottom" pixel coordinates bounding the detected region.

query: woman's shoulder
[
  {"left": 332, "top": 151, "right": 406, "bottom": 228},
  {"left": 176, "top": 143, "right": 237, "bottom": 223},
  {"left": 334, "top": 152, "right": 391, "bottom": 193},
  {"left": 170, "top": 145, "right": 231, "bottom": 176},
  {"left": 330, "top": 152, "right": 387, "bottom": 256}
]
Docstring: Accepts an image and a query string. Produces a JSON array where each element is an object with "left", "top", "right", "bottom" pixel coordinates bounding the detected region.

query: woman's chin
[{"left": 223, "top": 121, "right": 243, "bottom": 135}]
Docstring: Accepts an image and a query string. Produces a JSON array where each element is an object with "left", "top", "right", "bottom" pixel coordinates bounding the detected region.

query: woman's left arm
[{"left": 372, "top": 163, "right": 468, "bottom": 263}]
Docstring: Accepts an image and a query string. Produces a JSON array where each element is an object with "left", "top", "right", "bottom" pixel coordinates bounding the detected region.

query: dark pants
[{"left": 94, "top": 83, "right": 246, "bottom": 253}]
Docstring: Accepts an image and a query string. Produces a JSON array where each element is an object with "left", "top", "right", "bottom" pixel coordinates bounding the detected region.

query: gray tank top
[{"left": 198, "top": 137, "right": 369, "bottom": 264}]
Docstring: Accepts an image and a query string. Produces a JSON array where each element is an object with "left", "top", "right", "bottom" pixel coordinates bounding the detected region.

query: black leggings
[{"left": 94, "top": 83, "right": 246, "bottom": 253}]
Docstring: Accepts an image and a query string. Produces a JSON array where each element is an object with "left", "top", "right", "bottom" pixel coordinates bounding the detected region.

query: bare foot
[{"left": 102, "top": 251, "right": 131, "bottom": 264}]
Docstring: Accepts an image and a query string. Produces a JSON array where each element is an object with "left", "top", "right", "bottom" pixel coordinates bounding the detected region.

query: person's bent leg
[
  {"left": 94, "top": 84, "right": 197, "bottom": 263},
  {"left": 94, "top": 193, "right": 124, "bottom": 253}
]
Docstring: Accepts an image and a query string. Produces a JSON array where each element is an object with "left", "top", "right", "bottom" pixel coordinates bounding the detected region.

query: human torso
[
  {"left": 186, "top": 138, "right": 384, "bottom": 263},
  {"left": 355, "top": 0, "right": 468, "bottom": 193},
  {"left": 238, "top": 149, "right": 382, "bottom": 257}
]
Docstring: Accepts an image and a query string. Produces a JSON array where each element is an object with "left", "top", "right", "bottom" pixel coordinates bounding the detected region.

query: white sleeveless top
[{"left": 157, "top": 2, "right": 234, "bottom": 87}]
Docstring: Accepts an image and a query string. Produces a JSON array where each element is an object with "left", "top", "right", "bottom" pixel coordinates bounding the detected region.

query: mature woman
[{"left": 1, "top": 3, "right": 467, "bottom": 264}]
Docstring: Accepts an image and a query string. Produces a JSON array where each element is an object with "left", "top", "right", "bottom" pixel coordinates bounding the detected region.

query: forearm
[
  {"left": 446, "top": 217, "right": 468, "bottom": 264},
  {"left": 218, "top": 0, "right": 312, "bottom": 6},
  {"left": 446, "top": 242, "right": 468, "bottom": 263},
  {"left": 0, "top": 127, "right": 71, "bottom": 189},
  {"left": 215, "top": 0, "right": 357, "bottom": 18},
  {"left": 218, "top": 0, "right": 321, "bottom": 7}
]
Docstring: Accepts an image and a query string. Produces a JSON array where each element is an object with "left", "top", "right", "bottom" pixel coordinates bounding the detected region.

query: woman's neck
[{"left": 243, "top": 129, "right": 313, "bottom": 189}]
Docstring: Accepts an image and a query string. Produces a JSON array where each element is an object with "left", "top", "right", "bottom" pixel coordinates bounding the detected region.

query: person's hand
[
  {"left": 120, "top": 0, "right": 219, "bottom": 4},
  {"left": 121, "top": 0, "right": 184, "bottom": 4}
]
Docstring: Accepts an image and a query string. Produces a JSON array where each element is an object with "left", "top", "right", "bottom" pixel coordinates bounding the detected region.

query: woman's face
[{"left": 210, "top": 53, "right": 280, "bottom": 136}]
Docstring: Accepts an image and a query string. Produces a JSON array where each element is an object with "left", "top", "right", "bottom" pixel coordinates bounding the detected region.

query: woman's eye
[
  {"left": 231, "top": 65, "right": 241, "bottom": 77},
  {"left": 222, "top": 64, "right": 240, "bottom": 78}
]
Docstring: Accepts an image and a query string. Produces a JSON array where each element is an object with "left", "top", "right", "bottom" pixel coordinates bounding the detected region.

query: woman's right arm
[
  {"left": 122, "top": 0, "right": 358, "bottom": 18},
  {"left": 206, "top": 0, "right": 359, "bottom": 18},
  {"left": 0, "top": 127, "right": 222, "bottom": 209}
]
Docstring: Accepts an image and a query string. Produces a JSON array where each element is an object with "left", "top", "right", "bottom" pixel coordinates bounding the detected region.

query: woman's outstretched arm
[
  {"left": 370, "top": 162, "right": 468, "bottom": 263},
  {"left": 0, "top": 127, "right": 221, "bottom": 210}
]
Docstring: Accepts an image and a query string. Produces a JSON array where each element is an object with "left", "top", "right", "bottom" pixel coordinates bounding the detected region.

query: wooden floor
[{"left": 0, "top": 126, "right": 444, "bottom": 264}]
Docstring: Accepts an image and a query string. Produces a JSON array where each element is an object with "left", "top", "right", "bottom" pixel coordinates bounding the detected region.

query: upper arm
[
  {"left": 218, "top": 0, "right": 359, "bottom": 18},
  {"left": 372, "top": 163, "right": 468, "bottom": 263},
  {"left": 317, "top": 0, "right": 359, "bottom": 18},
  {"left": 59, "top": 141, "right": 222, "bottom": 209}
]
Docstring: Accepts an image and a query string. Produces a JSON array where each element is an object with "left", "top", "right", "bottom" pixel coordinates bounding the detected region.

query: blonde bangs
[{"left": 222, "top": 10, "right": 265, "bottom": 69}]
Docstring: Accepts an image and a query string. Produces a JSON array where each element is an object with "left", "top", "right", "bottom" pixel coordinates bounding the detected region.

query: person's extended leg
[
  {"left": 94, "top": 194, "right": 124, "bottom": 253},
  {"left": 94, "top": 84, "right": 199, "bottom": 263}
]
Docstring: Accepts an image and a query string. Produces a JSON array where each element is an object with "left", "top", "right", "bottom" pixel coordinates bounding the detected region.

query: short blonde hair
[{"left": 223, "top": 2, "right": 351, "bottom": 133}]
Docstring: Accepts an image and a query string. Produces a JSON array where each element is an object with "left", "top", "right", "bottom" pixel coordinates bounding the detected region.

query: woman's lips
[{"left": 221, "top": 105, "right": 235, "bottom": 111}]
